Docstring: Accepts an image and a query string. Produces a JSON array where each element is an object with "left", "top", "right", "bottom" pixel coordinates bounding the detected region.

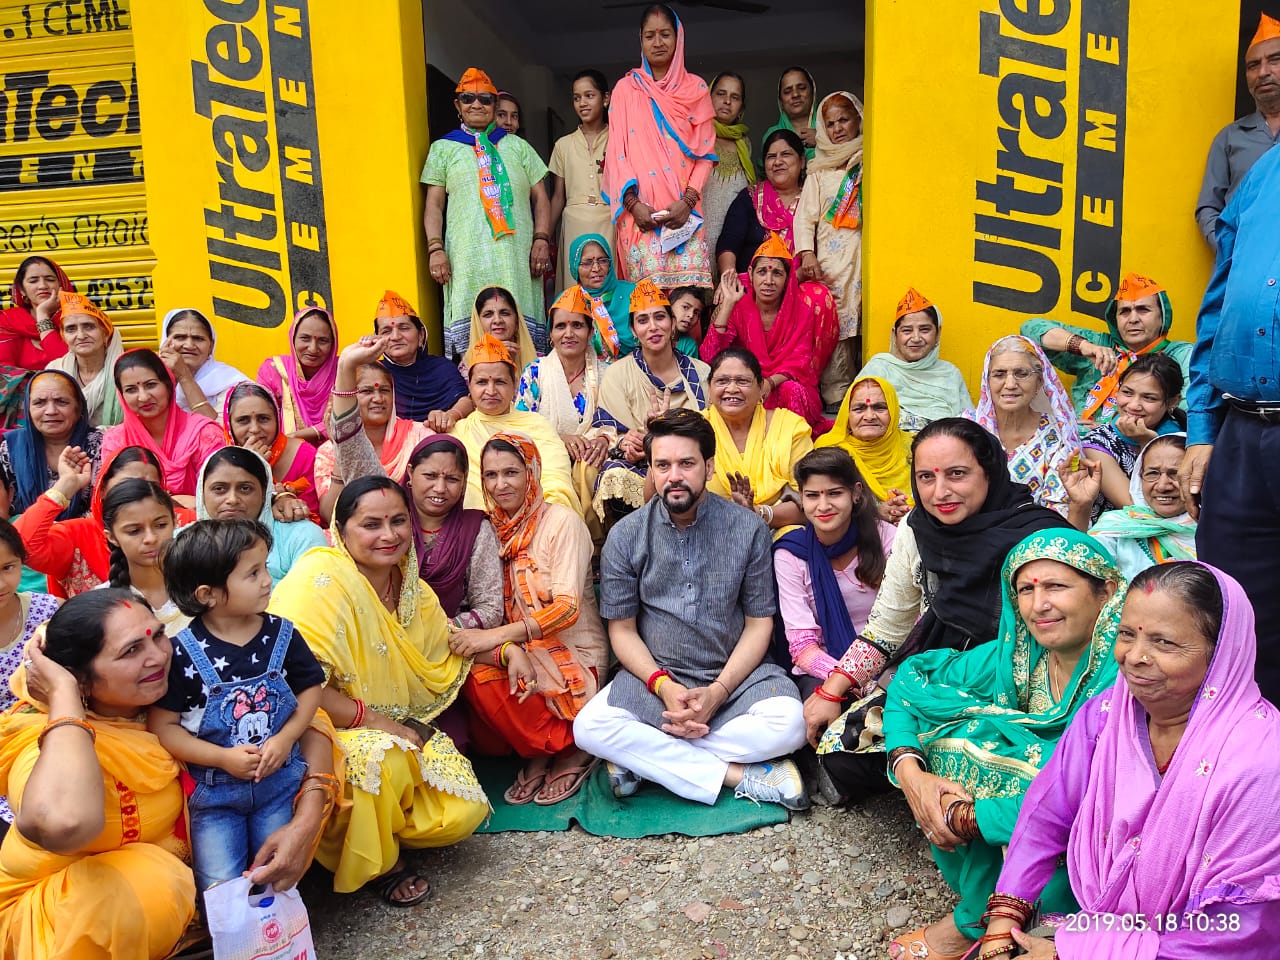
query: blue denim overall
[{"left": 179, "top": 620, "right": 307, "bottom": 893}]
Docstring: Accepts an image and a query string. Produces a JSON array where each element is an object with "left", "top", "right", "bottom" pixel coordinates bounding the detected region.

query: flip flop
[
  {"left": 502, "top": 765, "right": 547, "bottom": 805},
  {"left": 374, "top": 867, "right": 432, "bottom": 908},
  {"left": 532, "top": 757, "right": 600, "bottom": 805}
]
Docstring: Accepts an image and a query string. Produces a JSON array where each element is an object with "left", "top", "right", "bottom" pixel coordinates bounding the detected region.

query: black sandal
[{"left": 374, "top": 867, "right": 432, "bottom": 907}]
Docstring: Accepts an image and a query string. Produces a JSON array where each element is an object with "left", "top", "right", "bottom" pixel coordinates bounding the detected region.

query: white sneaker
[
  {"left": 607, "top": 761, "right": 642, "bottom": 798},
  {"left": 734, "top": 759, "right": 810, "bottom": 810}
]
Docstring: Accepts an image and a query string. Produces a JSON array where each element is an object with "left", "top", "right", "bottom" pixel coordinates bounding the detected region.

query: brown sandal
[
  {"left": 533, "top": 758, "right": 599, "bottom": 805},
  {"left": 502, "top": 765, "right": 547, "bottom": 805}
]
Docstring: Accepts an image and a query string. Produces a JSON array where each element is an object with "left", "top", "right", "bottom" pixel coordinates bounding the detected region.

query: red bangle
[
  {"left": 812, "top": 685, "right": 846, "bottom": 703},
  {"left": 832, "top": 666, "right": 858, "bottom": 688},
  {"left": 646, "top": 669, "right": 670, "bottom": 694},
  {"left": 349, "top": 698, "right": 366, "bottom": 729}
]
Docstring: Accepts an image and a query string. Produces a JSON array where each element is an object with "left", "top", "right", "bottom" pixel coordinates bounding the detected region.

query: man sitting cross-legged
[{"left": 573, "top": 408, "right": 809, "bottom": 809}]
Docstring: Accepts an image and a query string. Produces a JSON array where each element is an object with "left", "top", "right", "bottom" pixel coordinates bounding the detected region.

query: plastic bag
[{"left": 205, "top": 877, "right": 315, "bottom": 960}]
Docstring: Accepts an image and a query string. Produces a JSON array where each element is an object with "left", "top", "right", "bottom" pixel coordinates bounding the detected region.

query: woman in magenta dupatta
[
  {"left": 985, "top": 562, "right": 1280, "bottom": 959},
  {"left": 700, "top": 232, "right": 838, "bottom": 433},
  {"left": 602, "top": 4, "right": 716, "bottom": 289},
  {"left": 100, "top": 349, "right": 226, "bottom": 499},
  {"left": 255, "top": 306, "right": 339, "bottom": 444}
]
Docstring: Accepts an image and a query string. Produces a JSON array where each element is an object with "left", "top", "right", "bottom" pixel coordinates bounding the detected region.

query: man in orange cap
[
  {"left": 1021, "top": 271, "right": 1191, "bottom": 421},
  {"left": 1195, "top": 13, "right": 1280, "bottom": 249}
]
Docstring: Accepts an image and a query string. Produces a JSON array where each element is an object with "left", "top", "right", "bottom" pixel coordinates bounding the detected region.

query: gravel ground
[{"left": 302, "top": 792, "right": 954, "bottom": 960}]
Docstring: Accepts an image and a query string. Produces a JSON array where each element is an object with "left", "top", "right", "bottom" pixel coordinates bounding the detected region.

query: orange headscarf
[
  {"left": 375, "top": 290, "right": 418, "bottom": 321},
  {"left": 894, "top": 287, "right": 934, "bottom": 322},
  {"left": 1250, "top": 12, "right": 1280, "bottom": 51},
  {"left": 629, "top": 278, "right": 669, "bottom": 313},
  {"left": 482, "top": 431, "right": 546, "bottom": 560},
  {"left": 750, "top": 231, "right": 793, "bottom": 264},
  {"left": 467, "top": 332, "right": 515, "bottom": 373},
  {"left": 456, "top": 67, "right": 498, "bottom": 95},
  {"left": 57, "top": 290, "right": 113, "bottom": 335},
  {"left": 1113, "top": 272, "right": 1164, "bottom": 304},
  {"left": 550, "top": 285, "right": 592, "bottom": 317},
  {"left": 477, "top": 430, "right": 593, "bottom": 720}
]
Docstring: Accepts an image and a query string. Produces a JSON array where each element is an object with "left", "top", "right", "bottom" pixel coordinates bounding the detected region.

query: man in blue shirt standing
[{"left": 1182, "top": 138, "right": 1280, "bottom": 700}]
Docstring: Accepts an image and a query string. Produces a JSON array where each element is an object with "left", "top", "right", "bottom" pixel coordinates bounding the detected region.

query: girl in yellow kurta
[
  {"left": 0, "top": 673, "right": 194, "bottom": 960},
  {"left": 268, "top": 476, "right": 488, "bottom": 899}
]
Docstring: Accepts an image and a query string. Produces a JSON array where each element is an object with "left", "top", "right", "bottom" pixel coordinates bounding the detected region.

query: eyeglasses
[
  {"left": 579, "top": 257, "right": 611, "bottom": 270},
  {"left": 988, "top": 368, "right": 1038, "bottom": 383},
  {"left": 458, "top": 92, "right": 497, "bottom": 106},
  {"left": 711, "top": 376, "right": 757, "bottom": 388},
  {"left": 357, "top": 386, "right": 394, "bottom": 397}
]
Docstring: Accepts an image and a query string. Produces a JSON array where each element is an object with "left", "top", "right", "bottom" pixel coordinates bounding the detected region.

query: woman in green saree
[{"left": 881, "top": 529, "right": 1126, "bottom": 960}]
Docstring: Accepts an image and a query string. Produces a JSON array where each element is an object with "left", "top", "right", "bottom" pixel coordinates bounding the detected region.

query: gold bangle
[
  {"left": 45, "top": 489, "right": 70, "bottom": 509},
  {"left": 193, "top": 399, "right": 214, "bottom": 411}
]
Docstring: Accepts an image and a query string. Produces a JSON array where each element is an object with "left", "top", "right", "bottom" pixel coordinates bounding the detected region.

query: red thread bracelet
[{"left": 647, "top": 669, "right": 670, "bottom": 694}]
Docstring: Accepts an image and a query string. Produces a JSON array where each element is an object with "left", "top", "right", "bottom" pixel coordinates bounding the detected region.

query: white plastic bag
[{"left": 204, "top": 877, "right": 316, "bottom": 960}]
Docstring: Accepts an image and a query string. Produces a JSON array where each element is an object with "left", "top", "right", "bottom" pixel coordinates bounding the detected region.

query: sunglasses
[{"left": 458, "top": 92, "right": 497, "bottom": 106}]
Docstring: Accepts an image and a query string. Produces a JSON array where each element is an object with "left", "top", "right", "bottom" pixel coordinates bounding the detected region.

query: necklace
[
  {"left": 1047, "top": 656, "right": 1067, "bottom": 702},
  {"left": 380, "top": 568, "right": 401, "bottom": 607},
  {"left": 566, "top": 364, "right": 586, "bottom": 383}
]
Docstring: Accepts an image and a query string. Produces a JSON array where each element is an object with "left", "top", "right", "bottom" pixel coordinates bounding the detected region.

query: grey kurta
[
  {"left": 600, "top": 492, "right": 798, "bottom": 730},
  {"left": 1195, "top": 112, "right": 1280, "bottom": 249}
]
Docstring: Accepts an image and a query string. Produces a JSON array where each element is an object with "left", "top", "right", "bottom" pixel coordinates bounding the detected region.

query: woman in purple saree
[{"left": 980, "top": 561, "right": 1280, "bottom": 959}]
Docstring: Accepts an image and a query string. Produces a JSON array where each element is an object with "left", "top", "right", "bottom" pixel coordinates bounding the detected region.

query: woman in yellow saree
[
  {"left": 704, "top": 347, "right": 812, "bottom": 534},
  {"left": 0, "top": 589, "right": 341, "bottom": 958},
  {"left": 269, "top": 474, "right": 488, "bottom": 905}
]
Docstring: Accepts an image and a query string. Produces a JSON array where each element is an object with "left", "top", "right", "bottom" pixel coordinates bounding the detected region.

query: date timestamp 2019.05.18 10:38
[{"left": 1061, "top": 912, "right": 1242, "bottom": 934}]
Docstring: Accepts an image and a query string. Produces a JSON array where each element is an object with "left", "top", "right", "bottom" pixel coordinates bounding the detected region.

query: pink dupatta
[
  {"left": 255, "top": 307, "right": 339, "bottom": 433},
  {"left": 1058, "top": 565, "right": 1280, "bottom": 958},
  {"left": 602, "top": 15, "right": 716, "bottom": 221},
  {"left": 700, "top": 270, "right": 837, "bottom": 390},
  {"left": 101, "top": 350, "right": 226, "bottom": 496}
]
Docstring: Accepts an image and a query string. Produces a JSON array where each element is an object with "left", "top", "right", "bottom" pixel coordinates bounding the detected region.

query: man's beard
[{"left": 661, "top": 481, "right": 700, "bottom": 513}]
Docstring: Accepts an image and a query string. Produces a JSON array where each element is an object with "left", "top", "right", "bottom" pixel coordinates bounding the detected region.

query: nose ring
[{"left": 1140, "top": 655, "right": 1150, "bottom": 664}]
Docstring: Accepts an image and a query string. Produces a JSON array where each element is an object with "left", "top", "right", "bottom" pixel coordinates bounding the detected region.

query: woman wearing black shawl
[{"left": 799, "top": 418, "right": 1071, "bottom": 802}]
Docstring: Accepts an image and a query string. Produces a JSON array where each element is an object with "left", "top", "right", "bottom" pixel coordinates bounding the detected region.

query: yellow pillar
[
  {"left": 862, "top": 0, "right": 1238, "bottom": 387},
  {"left": 131, "top": 0, "right": 434, "bottom": 370}
]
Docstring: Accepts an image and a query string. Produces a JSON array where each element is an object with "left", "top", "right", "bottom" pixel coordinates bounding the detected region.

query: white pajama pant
[{"left": 572, "top": 681, "right": 808, "bottom": 804}]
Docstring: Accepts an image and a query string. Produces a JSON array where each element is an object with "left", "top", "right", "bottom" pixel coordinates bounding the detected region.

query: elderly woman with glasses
[
  {"left": 422, "top": 66, "right": 553, "bottom": 361},
  {"left": 963, "top": 336, "right": 1079, "bottom": 519}
]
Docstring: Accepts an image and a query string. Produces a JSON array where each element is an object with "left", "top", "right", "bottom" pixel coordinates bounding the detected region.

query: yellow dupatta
[
  {"left": 815, "top": 375, "right": 914, "bottom": 505},
  {"left": 706, "top": 404, "right": 813, "bottom": 506},
  {"left": 0, "top": 667, "right": 187, "bottom": 878},
  {"left": 266, "top": 541, "right": 468, "bottom": 725}
]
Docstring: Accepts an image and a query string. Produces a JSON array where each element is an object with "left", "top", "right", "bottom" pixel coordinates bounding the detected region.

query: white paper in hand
[{"left": 660, "top": 213, "right": 702, "bottom": 254}]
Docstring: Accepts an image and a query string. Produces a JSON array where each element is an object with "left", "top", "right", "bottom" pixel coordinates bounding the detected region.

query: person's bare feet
[{"left": 535, "top": 747, "right": 595, "bottom": 803}]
